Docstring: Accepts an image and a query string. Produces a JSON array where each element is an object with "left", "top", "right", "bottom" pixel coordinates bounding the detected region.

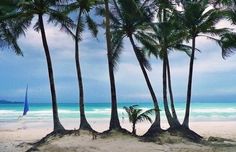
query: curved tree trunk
[
  {"left": 162, "top": 56, "right": 175, "bottom": 127},
  {"left": 129, "top": 35, "right": 161, "bottom": 135},
  {"left": 105, "top": 0, "right": 121, "bottom": 130},
  {"left": 183, "top": 36, "right": 196, "bottom": 128},
  {"left": 38, "top": 14, "right": 64, "bottom": 132},
  {"left": 75, "top": 11, "right": 92, "bottom": 130},
  {"left": 166, "top": 55, "right": 180, "bottom": 126}
]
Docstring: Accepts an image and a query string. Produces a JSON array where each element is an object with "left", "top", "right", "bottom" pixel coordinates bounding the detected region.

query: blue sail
[{"left": 23, "top": 85, "right": 29, "bottom": 116}]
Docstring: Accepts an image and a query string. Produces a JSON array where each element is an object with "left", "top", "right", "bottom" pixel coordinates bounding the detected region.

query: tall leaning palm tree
[
  {"left": 104, "top": 0, "right": 122, "bottom": 130},
  {"left": 8, "top": 0, "right": 74, "bottom": 132},
  {"left": 61, "top": 0, "right": 98, "bottom": 131},
  {"left": 179, "top": 0, "right": 236, "bottom": 129},
  {"left": 109, "top": 0, "right": 162, "bottom": 136}
]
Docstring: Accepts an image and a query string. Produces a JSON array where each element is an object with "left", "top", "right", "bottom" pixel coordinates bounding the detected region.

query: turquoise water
[{"left": 0, "top": 101, "right": 236, "bottom": 122}]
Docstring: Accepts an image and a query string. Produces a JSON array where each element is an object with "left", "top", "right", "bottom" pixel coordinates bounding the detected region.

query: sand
[{"left": 1, "top": 120, "right": 236, "bottom": 152}]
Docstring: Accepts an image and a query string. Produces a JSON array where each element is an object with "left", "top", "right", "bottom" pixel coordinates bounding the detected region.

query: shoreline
[{"left": 1, "top": 119, "right": 236, "bottom": 138}]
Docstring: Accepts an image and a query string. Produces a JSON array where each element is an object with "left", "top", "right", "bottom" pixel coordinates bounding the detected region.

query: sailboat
[
  {"left": 17, "top": 85, "right": 29, "bottom": 121},
  {"left": 23, "top": 85, "right": 29, "bottom": 116},
  {"left": 17, "top": 85, "right": 29, "bottom": 129}
]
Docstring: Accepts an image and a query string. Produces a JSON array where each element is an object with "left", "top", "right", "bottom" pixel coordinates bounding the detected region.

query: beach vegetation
[{"left": 123, "top": 105, "right": 154, "bottom": 135}]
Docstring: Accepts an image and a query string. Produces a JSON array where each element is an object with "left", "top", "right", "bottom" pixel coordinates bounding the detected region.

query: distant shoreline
[{"left": 0, "top": 100, "right": 23, "bottom": 104}]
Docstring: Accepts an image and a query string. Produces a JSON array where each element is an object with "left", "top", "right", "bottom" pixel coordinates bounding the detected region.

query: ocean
[{"left": 0, "top": 101, "right": 236, "bottom": 123}]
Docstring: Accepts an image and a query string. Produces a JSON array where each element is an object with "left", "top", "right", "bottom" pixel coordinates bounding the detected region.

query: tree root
[
  {"left": 99, "top": 127, "right": 132, "bottom": 137},
  {"left": 79, "top": 119, "right": 95, "bottom": 132},
  {"left": 141, "top": 128, "right": 164, "bottom": 142},
  {"left": 25, "top": 129, "right": 83, "bottom": 152},
  {"left": 167, "top": 126, "right": 203, "bottom": 142},
  {"left": 25, "top": 125, "right": 202, "bottom": 151},
  {"left": 141, "top": 122, "right": 164, "bottom": 140},
  {"left": 141, "top": 125, "right": 202, "bottom": 143}
]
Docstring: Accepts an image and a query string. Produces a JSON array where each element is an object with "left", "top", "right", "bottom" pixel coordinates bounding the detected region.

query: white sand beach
[{"left": 1, "top": 120, "right": 236, "bottom": 152}]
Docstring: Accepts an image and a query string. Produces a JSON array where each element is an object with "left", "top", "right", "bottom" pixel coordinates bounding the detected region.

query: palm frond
[
  {"left": 57, "top": 2, "right": 79, "bottom": 15},
  {"left": 173, "top": 44, "right": 194, "bottom": 56},
  {"left": 86, "top": 15, "right": 98, "bottom": 38},
  {"left": 136, "top": 114, "right": 153, "bottom": 123},
  {"left": 220, "top": 32, "right": 236, "bottom": 59},
  {"left": 124, "top": 105, "right": 155, "bottom": 124},
  {"left": 33, "top": 18, "right": 40, "bottom": 32},
  {"left": 47, "top": 9, "right": 75, "bottom": 31},
  {"left": 111, "top": 29, "right": 125, "bottom": 70},
  {"left": 123, "top": 106, "right": 134, "bottom": 122},
  {"left": 136, "top": 47, "right": 152, "bottom": 71},
  {"left": 135, "top": 31, "right": 159, "bottom": 56},
  {"left": 0, "top": 22, "right": 23, "bottom": 55},
  {"left": 123, "top": 105, "right": 154, "bottom": 125},
  {"left": 221, "top": 9, "right": 236, "bottom": 24},
  {"left": 77, "top": 16, "right": 85, "bottom": 40}
]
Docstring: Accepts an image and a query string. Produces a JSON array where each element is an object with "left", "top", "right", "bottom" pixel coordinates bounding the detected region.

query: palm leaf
[
  {"left": 86, "top": 15, "right": 98, "bottom": 38},
  {"left": 47, "top": 9, "right": 75, "bottom": 31},
  {"left": 220, "top": 32, "right": 236, "bottom": 58},
  {"left": 111, "top": 29, "right": 125, "bottom": 70},
  {"left": 123, "top": 105, "right": 154, "bottom": 124}
]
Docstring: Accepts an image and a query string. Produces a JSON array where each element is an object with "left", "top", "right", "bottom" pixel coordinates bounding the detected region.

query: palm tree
[
  {"left": 104, "top": 0, "right": 122, "bottom": 130},
  {"left": 138, "top": 0, "right": 196, "bottom": 130},
  {"left": 178, "top": 0, "right": 235, "bottom": 129},
  {"left": 123, "top": 105, "right": 154, "bottom": 135},
  {"left": 141, "top": 12, "right": 191, "bottom": 129},
  {"left": 60, "top": 0, "right": 98, "bottom": 131},
  {"left": 153, "top": 1, "right": 182, "bottom": 129},
  {"left": 109, "top": 0, "right": 162, "bottom": 136},
  {"left": 7, "top": 0, "right": 74, "bottom": 132}
]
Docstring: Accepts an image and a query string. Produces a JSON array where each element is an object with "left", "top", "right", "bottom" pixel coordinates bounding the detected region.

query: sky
[{"left": 0, "top": 17, "right": 236, "bottom": 103}]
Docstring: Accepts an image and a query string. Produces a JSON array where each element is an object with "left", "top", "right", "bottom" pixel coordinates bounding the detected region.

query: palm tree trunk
[
  {"left": 162, "top": 56, "right": 175, "bottom": 127},
  {"left": 132, "top": 122, "right": 136, "bottom": 135},
  {"left": 160, "top": 9, "right": 180, "bottom": 129},
  {"left": 161, "top": 9, "right": 177, "bottom": 128},
  {"left": 183, "top": 36, "right": 196, "bottom": 128},
  {"left": 166, "top": 55, "right": 180, "bottom": 126},
  {"left": 38, "top": 14, "right": 64, "bottom": 132},
  {"left": 128, "top": 35, "right": 161, "bottom": 134},
  {"left": 104, "top": 0, "right": 121, "bottom": 130},
  {"left": 75, "top": 10, "right": 92, "bottom": 130}
]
